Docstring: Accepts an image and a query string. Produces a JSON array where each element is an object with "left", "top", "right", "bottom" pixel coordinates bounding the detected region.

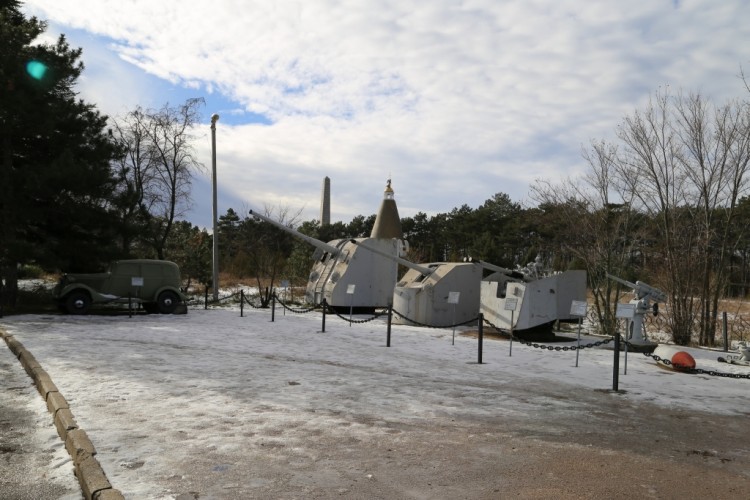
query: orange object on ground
[{"left": 671, "top": 351, "right": 696, "bottom": 371}]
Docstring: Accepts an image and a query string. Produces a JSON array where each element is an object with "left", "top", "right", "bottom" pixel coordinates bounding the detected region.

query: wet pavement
[{"left": 0, "top": 342, "right": 81, "bottom": 500}]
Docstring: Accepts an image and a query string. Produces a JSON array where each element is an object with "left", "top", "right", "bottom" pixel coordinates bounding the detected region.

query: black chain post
[
  {"left": 240, "top": 290, "right": 244, "bottom": 317},
  {"left": 478, "top": 313, "right": 484, "bottom": 364},
  {"left": 387, "top": 304, "right": 393, "bottom": 347},
  {"left": 271, "top": 293, "right": 276, "bottom": 322},
  {"left": 613, "top": 332, "right": 620, "bottom": 391},
  {"left": 321, "top": 298, "right": 327, "bottom": 332},
  {"left": 204, "top": 286, "right": 208, "bottom": 310}
]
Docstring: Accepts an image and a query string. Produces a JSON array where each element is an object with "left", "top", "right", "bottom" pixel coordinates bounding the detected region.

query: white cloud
[{"left": 22, "top": 0, "right": 750, "bottom": 223}]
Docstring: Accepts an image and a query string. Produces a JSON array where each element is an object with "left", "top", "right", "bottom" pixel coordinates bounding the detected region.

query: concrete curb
[{"left": 1, "top": 328, "right": 125, "bottom": 500}]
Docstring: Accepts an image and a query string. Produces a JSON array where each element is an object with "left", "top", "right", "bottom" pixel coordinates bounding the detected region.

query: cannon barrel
[
  {"left": 249, "top": 210, "right": 341, "bottom": 256},
  {"left": 249, "top": 210, "right": 434, "bottom": 275},
  {"left": 606, "top": 273, "right": 638, "bottom": 290},
  {"left": 464, "top": 257, "right": 528, "bottom": 281},
  {"left": 349, "top": 239, "right": 435, "bottom": 276},
  {"left": 607, "top": 274, "right": 667, "bottom": 303}
]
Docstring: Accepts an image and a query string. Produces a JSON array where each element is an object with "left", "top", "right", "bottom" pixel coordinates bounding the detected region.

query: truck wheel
[
  {"left": 65, "top": 291, "right": 91, "bottom": 315},
  {"left": 157, "top": 291, "right": 179, "bottom": 314}
]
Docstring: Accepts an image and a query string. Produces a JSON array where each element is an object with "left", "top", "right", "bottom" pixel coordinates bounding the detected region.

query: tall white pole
[{"left": 210, "top": 113, "right": 220, "bottom": 301}]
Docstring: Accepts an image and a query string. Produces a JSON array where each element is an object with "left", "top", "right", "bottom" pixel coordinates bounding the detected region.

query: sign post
[
  {"left": 505, "top": 297, "right": 518, "bottom": 356},
  {"left": 448, "top": 292, "right": 460, "bottom": 345},
  {"left": 570, "top": 300, "right": 588, "bottom": 367},
  {"left": 614, "top": 303, "right": 636, "bottom": 390},
  {"left": 281, "top": 280, "right": 290, "bottom": 316},
  {"left": 131, "top": 277, "right": 144, "bottom": 316},
  {"left": 347, "top": 284, "right": 356, "bottom": 326}
]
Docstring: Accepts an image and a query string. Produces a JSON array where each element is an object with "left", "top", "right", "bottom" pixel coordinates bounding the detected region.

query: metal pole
[
  {"left": 271, "top": 293, "right": 276, "bottom": 322},
  {"left": 387, "top": 304, "right": 392, "bottom": 347},
  {"left": 321, "top": 299, "right": 327, "bottom": 333},
  {"left": 451, "top": 304, "right": 456, "bottom": 345},
  {"left": 575, "top": 317, "right": 581, "bottom": 367},
  {"left": 210, "top": 113, "right": 220, "bottom": 302},
  {"left": 509, "top": 310, "right": 514, "bottom": 357},
  {"left": 478, "top": 313, "right": 484, "bottom": 364},
  {"left": 240, "top": 290, "right": 244, "bottom": 317},
  {"left": 723, "top": 311, "right": 728, "bottom": 352},
  {"left": 613, "top": 326, "right": 620, "bottom": 391}
]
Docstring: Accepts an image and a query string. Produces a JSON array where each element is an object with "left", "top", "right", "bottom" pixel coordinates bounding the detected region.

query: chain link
[
  {"left": 273, "top": 293, "right": 320, "bottom": 314},
  {"left": 640, "top": 349, "right": 750, "bottom": 379},
  {"left": 322, "top": 302, "right": 390, "bottom": 324},
  {"left": 481, "top": 317, "right": 614, "bottom": 351},
  {"left": 240, "top": 293, "right": 266, "bottom": 309},
  {"left": 186, "top": 291, "right": 242, "bottom": 307},
  {"left": 390, "top": 308, "right": 480, "bottom": 329}
]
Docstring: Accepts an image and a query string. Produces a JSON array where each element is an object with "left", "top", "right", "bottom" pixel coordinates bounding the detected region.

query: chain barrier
[
  {"left": 636, "top": 345, "right": 750, "bottom": 380},
  {"left": 390, "top": 308, "right": 479, "bottom": 329},
  {"left": 185, "top": 290, "right": 241, "bottom": 307},
  {"left": 323, "top": 302, "right": 390, "bottom": 324},
  {"left": 241, "top": 292, "right": 266, "bottom": 309},
  {"left": 481, "top": 317, "right": 615, "bottom": 351},
  {"left": 272, "top": 293, "right": 320, "bottom": 314}
]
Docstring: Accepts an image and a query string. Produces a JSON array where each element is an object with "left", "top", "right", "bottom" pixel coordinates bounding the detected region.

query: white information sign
[
  {"left": 616, "top": 303, "right": 636, "bottom": 319},
  {"left": 447, "top": 291, "right": 460, "bottom": 304},
  {"left": 131, "top": 277, "right": 144, "bottom": 287},
  {"left": 504, "top": 297, "right": 518, "bottom": 311},
  {"left": 570, "top": 300, "right": 588, "bottom": 317},
  {"left": 281, "top": 280, "right": 290, "bottom": 288},
  {"left": 346, "top": 284, "right": 356, "bottom": 295}
]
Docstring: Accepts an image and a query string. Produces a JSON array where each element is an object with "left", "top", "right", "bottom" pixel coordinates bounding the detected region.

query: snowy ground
[{"left": 2, "top": 305, "right": 750, "bottom": 499}]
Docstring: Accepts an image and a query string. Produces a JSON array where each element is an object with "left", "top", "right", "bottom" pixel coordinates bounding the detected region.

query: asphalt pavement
[{"left": 0, "top": 341, "right": 81, "bottom": 500}]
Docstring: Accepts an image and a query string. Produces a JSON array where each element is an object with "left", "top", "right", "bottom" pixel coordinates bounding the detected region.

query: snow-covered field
[{"left": 2, "top": 305, "right": 749, "bottom": 498}]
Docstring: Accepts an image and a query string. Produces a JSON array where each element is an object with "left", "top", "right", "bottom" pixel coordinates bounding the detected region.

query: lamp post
[{"left": 210, "top": 113, "right": 220, "bottom": 301}]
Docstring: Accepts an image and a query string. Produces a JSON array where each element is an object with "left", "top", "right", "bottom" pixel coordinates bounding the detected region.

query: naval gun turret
[
  {"left": 249, "top": 180, "right": 431, "bottom": 309},
  {"left": 607, "top": 274, "right": 667, "bottom": 349},
  {"left": 473, "top": 255, "right": 587, "bottom": 332},
  {"left": 392, "top": 257, "right": 527, "bottom": 326},
  {"left": 249, "top": 210, "right": 409, "bottom": 309}
]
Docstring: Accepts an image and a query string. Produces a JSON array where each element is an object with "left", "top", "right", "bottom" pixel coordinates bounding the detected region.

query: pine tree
[{"left": 0, "top": 0, "right": 123, "bottom": 307}]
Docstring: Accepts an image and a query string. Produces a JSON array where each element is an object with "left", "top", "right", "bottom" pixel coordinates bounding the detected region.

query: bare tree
[
  {"left": 532, "top": 140, "right": 641, "bottom": 336},
  {"left": 146, "top": 98, "right": 205, "bottom": 259},
  {"left": 111, "top": 107, "right": 158, "bottom": 252},
  {"left": 616, "top": 89, "right": 750, "bottom": 345},
  {"left": 674, "top": 92, "right": 750, "bottom": 345},
  {"left": 250, "top": 204, "right": 303, "bottom": 306},
  {"left": 113, "top": 98, "right": 205, "bottom": 258}
]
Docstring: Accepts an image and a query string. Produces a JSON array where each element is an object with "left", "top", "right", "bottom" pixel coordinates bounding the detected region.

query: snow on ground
[{"left": 1, "top": 305, "right": 749, "bottom": 498}]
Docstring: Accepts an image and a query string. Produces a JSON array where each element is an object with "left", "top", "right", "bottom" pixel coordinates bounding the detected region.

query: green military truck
[{"left": 53, "top": 259, "right": 187, "bottom": 315}]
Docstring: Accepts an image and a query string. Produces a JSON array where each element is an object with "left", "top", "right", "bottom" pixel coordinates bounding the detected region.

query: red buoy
[{"left": 671, "top": 351, "right": 696, "bottom": 371}]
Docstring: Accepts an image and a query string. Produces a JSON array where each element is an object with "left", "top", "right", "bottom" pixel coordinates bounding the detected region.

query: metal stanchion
[
  {"left": 478, "top": 313, "right": 484, "bottom": 364},
  {"left": 321, "top": 299, "right": 327, "bottom": 333},
  {"left": 387, "top": 304, "right": 392, "bottom": 347}
]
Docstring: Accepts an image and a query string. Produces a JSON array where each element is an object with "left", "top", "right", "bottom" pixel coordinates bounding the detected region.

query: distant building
[{"left": 320, "top": 176, "right": 331, "bottom": 226}]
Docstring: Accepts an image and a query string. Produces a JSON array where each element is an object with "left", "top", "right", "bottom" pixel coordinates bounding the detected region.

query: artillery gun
[
  {"left": 250, "top": 181, "right": 588, "bottom": 330},
  {"left": 607, "top": 274, "right": 667, "bottom": 348},
  {"left": 479, "top": 256, "right": 587, "bottom": 333},
  {"left": 249, "top": 209, "right": 431, "bottom": 309}
]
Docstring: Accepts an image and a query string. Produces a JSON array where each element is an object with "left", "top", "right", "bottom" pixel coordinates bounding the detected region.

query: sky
[
  {"left": 2, "top": 302, "right": 749, "bottom": 498},
  {"left": 20, "top": 0, "right": 750, "bottom": 229}
]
